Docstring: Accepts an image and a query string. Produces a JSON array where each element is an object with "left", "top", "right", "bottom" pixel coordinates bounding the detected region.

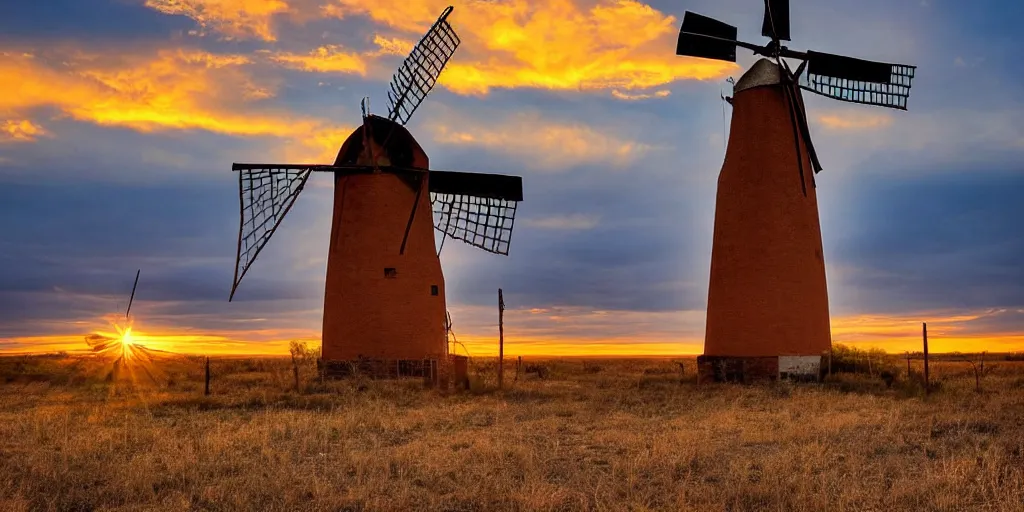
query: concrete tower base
[{"left": 696, "top": 355, "right": 824, "bottom": 384}]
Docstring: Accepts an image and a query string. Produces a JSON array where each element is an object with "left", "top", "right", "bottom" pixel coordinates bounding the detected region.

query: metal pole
[
  {"left": 498, "top": 288, "right": 504, "bottom": 389},
  {"left": 126, "top": 269, "right": 141, "bottom": 319},
  {"left": 923, "top": 322, "right": 930, "bottom": 395}
]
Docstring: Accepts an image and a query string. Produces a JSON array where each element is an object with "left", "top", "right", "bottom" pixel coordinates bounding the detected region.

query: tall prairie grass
[{"left": 1, "top": 352, "right": 1022, "bottom": 511}]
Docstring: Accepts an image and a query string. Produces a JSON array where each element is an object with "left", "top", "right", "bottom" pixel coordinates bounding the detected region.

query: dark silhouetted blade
[
  {"left": 676, "top": 11, "right": 737, "bottom": 62},
  {"left": 806, "top": 51, "right": 897, "bottom": 83},
  {"left": 428, "top": 170, "right": 523, "bottom": 201},
  {"left": 126, "top": 269, "right": 140, "bottom": 319},
  {"left": 761, "top": 0, "right": 790, "bottom": 41},
  {"left": 801, "top": 50, "right": 916, "bottom": 109},
  {"left": 230, "top": 165, "right": 312, "bottom": 301},
  {"left": 429, "top": 171, "right": 523, "bottom": 256},
  {"left": 387, "top": 6, "right": 461, "bottom": 126}
]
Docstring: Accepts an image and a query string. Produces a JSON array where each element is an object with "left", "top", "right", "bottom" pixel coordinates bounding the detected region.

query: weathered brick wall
[{"left": 703, "top": 62, "right": 833, "bottom": 359}]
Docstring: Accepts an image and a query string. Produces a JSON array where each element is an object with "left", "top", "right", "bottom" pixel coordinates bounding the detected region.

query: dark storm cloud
[
  {"left": 0, "top": 0, "right": 191, "bottom": 43},
  {"left": 435, "top": 146, "right": 714, "bottom": 314},
  {"left": 3, "top": 0, "right": 1024, "bottom": 349},
  {"left": 824, "top": 169, "right": 1024, "bottom": 315},
  {"left": 0, "top": 170, "right": 328, "bottom": 335}
]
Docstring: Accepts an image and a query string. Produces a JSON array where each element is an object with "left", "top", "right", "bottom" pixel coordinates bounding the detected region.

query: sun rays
[{"left": 84, "top": 317, "right": 175, "bottom": 388}]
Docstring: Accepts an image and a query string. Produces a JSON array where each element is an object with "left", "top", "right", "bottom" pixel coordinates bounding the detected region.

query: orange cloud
[
  {"left": 371, "top": 35, "right": 414, "bottom": 57},
  {"left": 144, "top": 0, "right": 290, "bottom": 41},
  {"left": 5, "top": 307, "right": 1024, "bottom": 357},
  {"left": 0, "top": 50, "right": 353, "bottom": 162},
  {"left": 322, "top": 0, "right": 736, "bottom": 96},
  {"left": 427, "top": 111, "right": 652, "bottom": 169},
  {"left": 612, "top": 89, "right": 671, "bottom": 100},
  {"left": 270, "top": 45, "right": 367, "bottom": 74},
  {"left": 1, "top": 119, "right": 49, "bottom": 142},
  {"left": 818, "top": 111, "right": 894, "bottom": 130},
  {"left": 830, "top": 311, "right": 1024, "bottom": 354}
]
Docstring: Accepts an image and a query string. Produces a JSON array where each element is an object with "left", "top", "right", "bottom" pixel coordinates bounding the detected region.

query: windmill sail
[
  {"left": 430, "top": 171, "right": 523, "bottom": 255},
  {"left": 800, "top": 50, "right": 916, "bottom": 109},
  {"left": 676, "top": 12, "right": 738, "bottom": 62},
  {"left": 231, "top": 165, "right": 313, "bottom": 300},
  {"left": 387, "top": 6, "right": 461, "bottom": 126},
  {"left": 761, "top": 0, "right": 790, "bottom": 41}
]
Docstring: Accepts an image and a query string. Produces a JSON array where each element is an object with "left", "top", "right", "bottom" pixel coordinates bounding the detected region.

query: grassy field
[{"left": 1, "top": 351, "right": 1023, "bottom": 511}]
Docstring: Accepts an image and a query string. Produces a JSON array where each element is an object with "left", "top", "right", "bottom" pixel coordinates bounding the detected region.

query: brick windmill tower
[
  {"left": 675, "top": 1, "right": 917, "bottom": 382},
  {"left": 228, "top": 7, "right": 524, "bottom": 378}
]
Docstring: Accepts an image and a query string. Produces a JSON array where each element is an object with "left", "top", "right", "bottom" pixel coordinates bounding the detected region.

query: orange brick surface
[
  {"left": 703, "top": 79, "right": 832, "bottom": 358},
  {"left": 321, "top": 120, "right": 447, "bottom": 362}
]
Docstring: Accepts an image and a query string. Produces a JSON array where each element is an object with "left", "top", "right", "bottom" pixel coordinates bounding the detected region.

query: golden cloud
[
  {"left": 0, "top": 50, "right": 353, "bottom": 162},
  {"left": 270, "top": 45, "right": 367, "bottom": 74},
  {"left": 1, "top": 119, "right": 49, "bottom": 142},
  {"left": 817, "top": 111, "right": 894, "bottom": 130},
  {"left": 144, "top": 0, "right": 290, "bottom": 41},
  {"left": 428, "top": 111, "right": 652, "bottom": 169},
  {"left": 371, "top": 35, "right": 415, "bottom": 57},
  {"left": 322, "top": 0, "right": 736, "bottom": 96},
  {"left": 611, "top": 89, "right": 670, "bottom": 100}
]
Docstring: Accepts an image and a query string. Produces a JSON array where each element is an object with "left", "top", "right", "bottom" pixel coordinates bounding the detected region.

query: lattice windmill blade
[
  {"left": 799, "top": 50, "right": 917, "bottom": 110},
  {"left": 429, "top": 171, "right": 523, "bottom": 255},
  {"left": 230, "top": 164, "right": 314, "bottom": 301},
  {"left": 386, "top": 6, "right": 461, "bottom": 126}
]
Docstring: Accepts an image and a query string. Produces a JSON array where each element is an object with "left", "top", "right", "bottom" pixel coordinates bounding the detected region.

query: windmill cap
[{"left": 734, "top": 58, "right": 782, "bottom": 94}]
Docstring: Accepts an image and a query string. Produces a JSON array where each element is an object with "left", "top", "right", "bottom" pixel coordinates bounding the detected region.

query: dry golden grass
[{"left": 1, "top": 353, "right": 1023, "bottom": 511}]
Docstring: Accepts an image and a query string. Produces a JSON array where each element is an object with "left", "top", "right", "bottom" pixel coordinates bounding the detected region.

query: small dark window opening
[
  {"left": 430, "top": 285, "right": 439, "bottom": 296},
  {"left": 384, "top": 268, "right": 397, "bottom": 278}
]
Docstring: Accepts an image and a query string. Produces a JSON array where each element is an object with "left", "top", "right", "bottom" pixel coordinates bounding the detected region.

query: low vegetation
[{"left": 1, "top": 350, "right": 1023, "bottom": 511}]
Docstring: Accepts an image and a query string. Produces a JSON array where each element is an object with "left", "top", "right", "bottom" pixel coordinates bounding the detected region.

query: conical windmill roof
[{"left": 735, "top": 58, "right": 782, "bottom": 94}]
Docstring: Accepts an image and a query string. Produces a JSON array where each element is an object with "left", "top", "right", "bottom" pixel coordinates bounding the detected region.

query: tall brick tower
[
  {"left": 227, "top": 7, "right": 525, "bottom": 377},
  {"left": 701, "top": 59, "right": 832, "bottom": 381},
  {"left": 673, "top": 4, "right": 917, "bottom": 381},
  {"left": 320, "top": 116, "right": 447, "bottom": 364}
]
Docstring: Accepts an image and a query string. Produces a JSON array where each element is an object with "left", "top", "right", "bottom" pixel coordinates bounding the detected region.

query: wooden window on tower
[
  {"left": 431, "top": 285, "right": 439, "bottom": 296},
  {"left": 384, "top": 268, "right": 397, "bottom": 278}
]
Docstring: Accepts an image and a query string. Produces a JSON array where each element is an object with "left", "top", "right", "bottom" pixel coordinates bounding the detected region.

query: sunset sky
[{"left": 1, "top": 0, "right": 1022, "bottom": 356}]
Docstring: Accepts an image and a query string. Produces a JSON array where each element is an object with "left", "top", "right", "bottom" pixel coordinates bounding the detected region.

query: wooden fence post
[
  {"left": 498, "top": 288, "right": 505, "bottom": 390},
  {"left": 923, "top": 322, "right": 930, "bottom": 395},
  {"left": 204, "top": 356, "right": 211, "bottom": 396},
  {"left": 828, "top": 347, "right": 833, "bottom": 377},
  {"left": 515, "top": 356, "right": 522, "bottom": 382},
  {"left": 906, "top": 351, "right": 911, "bottom": 377}
]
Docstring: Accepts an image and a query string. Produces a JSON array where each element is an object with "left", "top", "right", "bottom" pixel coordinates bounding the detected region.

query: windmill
[
  {"left": 228, "top": 6, "right": 524, "bottom": 378},
  {"left": 675, "top": 1, "right": 916, "bottom": 382}
]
